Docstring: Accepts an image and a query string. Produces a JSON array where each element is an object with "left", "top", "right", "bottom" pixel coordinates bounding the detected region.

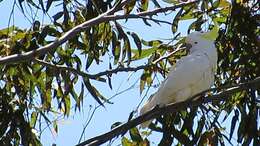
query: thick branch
[
  {"left": 76, "top": 77, "right": 260, "bottom": 146},
  {"left": 0, "top": 1, "right": 197, "bottom": 65}
]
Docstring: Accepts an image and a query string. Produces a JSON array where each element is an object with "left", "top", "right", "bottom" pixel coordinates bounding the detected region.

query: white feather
[{"left": 140, "top": 31, "right": 218, "bottom": 128}]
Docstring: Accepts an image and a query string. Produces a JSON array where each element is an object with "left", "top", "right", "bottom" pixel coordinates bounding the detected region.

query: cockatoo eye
[{"left": 194, "top": 41, "right": 198, "bottom": 44}]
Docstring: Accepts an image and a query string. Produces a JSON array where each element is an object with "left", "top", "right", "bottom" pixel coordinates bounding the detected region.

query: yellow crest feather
[{"left": 201, "top": 24, "right": 219, "bottom": 41}]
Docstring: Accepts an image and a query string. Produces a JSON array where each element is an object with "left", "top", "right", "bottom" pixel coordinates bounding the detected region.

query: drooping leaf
[
  {"left": 30, "top": 112, "right": 38, "bottom": 128},
  {"left": 46, "top": 0, "right": 54, "bottom": 12},
  {"left": 83, "top": 77, "right": 104, "bottom": 106},
  {"left": 115, "top": 21, "right": 127, "bottom": 40},
  {"left": 124, "top": 0, "right": 136, "bottom": 14},
  {"left": 53, "top": 120, "right": 58, "bottom": 134},
  {"left": 124, "top": 37, "right": 131, "bottom": 65},
  {"left": 39, "top": 0, "right": 45, "bottom": 13},
  {"left": 139, "top": 138, "right": 150, "bottom": 146},
  {"left": 121, "top": 137, "right": 134, "bottom": 146},
  {"left": 140, "top": 73, "right": 146, "bottom": 94},
  {"left": 85, "top": 54, "right": 94, "bottom": 70},
  {"left": 111, "top": 122, "right": 122, "bottom": 129},
  {"left": 129, "top": 127, "right": 143, "bottom": 142},
  {"left": 107, "top": 75, "right": 113, "bottom": 89},
  {"left": 139, "top": 0, "right": 149, "bottom": 11},
  {"left": 132, "top": 47, "right": 157, "bottom": 60},
  {"left": 53, "top": 12, "right": 63, "bottom": 22},
  {"left": 201, "top": 23, "right": 219, "bottom": 41},
  {"left": 76, "top": 83, "right": 84, "bottom": 111},
  {"left": 18, "top": 0, "right": 25, "bottom": 13},
  {"left": 112, "top": 31, "right": 121, "bottom": 64},
  {"left": 27, "top": 0, "right": 40, "bottom": 9},
  {"left": 229, "top": 109, "right": 239, "bottom": 140},
  {"left": 64, "top": 94, "right": 71, "bottom": 116},
  {"left": 172, "top": 8, "right": 183, "bottom": 33},
  {"left": 151, "top": 0, "right": 161, "bottom": 8},
  {"left": 141, "top": 39, "right": 162, "bottom": 47},
  {"left": 130, "top": 32, "right": 142, "bottom": 56},
  {"left": 187, "top": 16, "right": 206, "bottom": 33}
]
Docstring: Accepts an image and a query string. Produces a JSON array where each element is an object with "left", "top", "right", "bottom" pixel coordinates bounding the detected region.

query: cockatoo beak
[{"left": 183, "top": 42, "right": 192, "bottom": 53}]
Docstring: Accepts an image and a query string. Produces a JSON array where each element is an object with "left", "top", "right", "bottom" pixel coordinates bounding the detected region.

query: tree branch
[
  {"left": 0, "top": 1, "right": 198, "bottom": 65},
  {"left": 34, "top": 46, "right": 185, "bottom": 79},
  {"left": 33, "top": 58, "right": 93, "bottom": 78},
  {"left": 76, "top": 77, "right": 260, "bottom": 146},
  {"left": 33, "top": 58, "right": 149, "bottom": 79}
]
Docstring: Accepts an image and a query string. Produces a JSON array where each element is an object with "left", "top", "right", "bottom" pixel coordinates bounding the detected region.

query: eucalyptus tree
[{"left": 0, "top": 0, "right": 259, "bottom": 145}]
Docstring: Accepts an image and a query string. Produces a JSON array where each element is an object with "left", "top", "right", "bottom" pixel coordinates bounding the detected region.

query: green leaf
[
  {"left": 85, "top": 54, "right": 94, "bottom": 70},
  {"left": 39, "top": 0, "right": 45, "bottom": 13},
  {"left": 30, "top": 112, "right": 38, "bottom": 128},
  {"left": 140, "top": 74, "right": 146, "bottom": 94},
  {"left": 132, "top": 47, "right": 157, "bottom": 60},
  {"left": 18, "top": 0, "right": 25, "bottom": 13},
  {"left": 83, "top": 77, "right": 104, "bottom": 106},
  {"left": 212, "top": 0, "right": 220, "bottom": 9},
  {"left": 53, "top": 120, "right": 58, "bottom": 134},
  {"left": 180, "top": 10, "right": 202, "bottom": 21},
  {"left": 201, "top": 23, "right": 219, "bottom": 41},
  {"left": 130, "top": 127, "right": 143, "bottom": 142},
  {"left": 33, "top": 21, "right": 40, "bottom": 31},
  {"left": 229, "top": 109, "right": 239, "bottom": 140},
  {"left": 124, "top": 37, "right": 131, "bottom": 65},
  {"left": 172, "top": 8, "right": 183, "bottom": 33},
  {"left": 27, "top": 0, "right": 40, "bottom": 9},
  {"left": 130, "top": 32, "right": 142, "bottom": 56},
  {"left": 187, "top": 16, "right": 206, "bottom": 33},
  {"left": 140, "top": 138, "right": 150, "bottom": 146},
  {"left": 139, "top": 0, "right": 149, "bottom": 11},
  {"left": 43, "top": 88, "right": 52, "bottom": 110},
  {"left": 121, "top": 137, "right": 133, "bottom": 146},
  {"left": 195, "top": 116, "right": 205, "bottom": 141},
  {"left": 141, "top": 39, "right": 162, "bottom": 47},
  {"left": 124, "top": 0, "right": 136, "bottom": 14},
  {"left": 64, "top": 94, "right": 71, "bottom": 116},
  {"left": 53, "top": 11, "right": 63, "bottom": 22},
  {"left": 112, "top": 31, "right": 121, "bottom": 64},
  {"left": 107, "top": 75, "right": 113, "bottom": 89},
  {"left": 76, "top": 83, "right": 84, "bottom": 111},
  {"left": 151, "top": 0, "right": 161, "bottom": 7},
  {"left": 115, "top": 21, "right": 126, "bottom": 40},
  {"left": 218, "top": 0, "right": 231, "bottom": 8},
  {"left": 46, "top": 0, "right": 54, "bottom": 12},
  {"left": 162, "top": 0, "right": 179, "bottom": 4},
  {"left": 111, "top": 122, "right": 122, "bottom": 129},
  {"left": 237, "top": 114, "right": 246, "bottom": 143}
]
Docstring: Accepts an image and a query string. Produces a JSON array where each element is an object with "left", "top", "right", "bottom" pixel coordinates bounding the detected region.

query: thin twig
[
  {"left": 152, "top": 45, "right": 185, "bottom": 64},
  {"left": 33, "top": 58, "right": 93, "bottom": 78}
]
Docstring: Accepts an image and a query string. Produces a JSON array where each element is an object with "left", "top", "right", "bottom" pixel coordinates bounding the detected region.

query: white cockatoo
[{"left": 140, "top": 29, "right": 218, "bottom": 128}]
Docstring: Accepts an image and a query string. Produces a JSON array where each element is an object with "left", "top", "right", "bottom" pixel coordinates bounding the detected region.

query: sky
[{"left": 0, "top": 1, "right": 238, "bottom": 146}]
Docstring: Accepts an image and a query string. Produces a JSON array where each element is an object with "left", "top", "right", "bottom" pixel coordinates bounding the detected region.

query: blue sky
[{"left": 0, "top": 1, "right": 239, "bottom": 146}]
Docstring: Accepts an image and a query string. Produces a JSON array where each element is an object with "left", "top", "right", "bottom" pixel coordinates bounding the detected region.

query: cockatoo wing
[
  {"left": 154, "top": 52, "right": 214, "bottom": 105},
  {"left": 140, "top": 52, "right": 214, "bottom": 128}
]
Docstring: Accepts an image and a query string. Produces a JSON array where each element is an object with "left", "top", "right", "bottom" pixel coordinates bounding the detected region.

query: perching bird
[{"left": 140, "top": 29, "right": 218, "bottom": 128}]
